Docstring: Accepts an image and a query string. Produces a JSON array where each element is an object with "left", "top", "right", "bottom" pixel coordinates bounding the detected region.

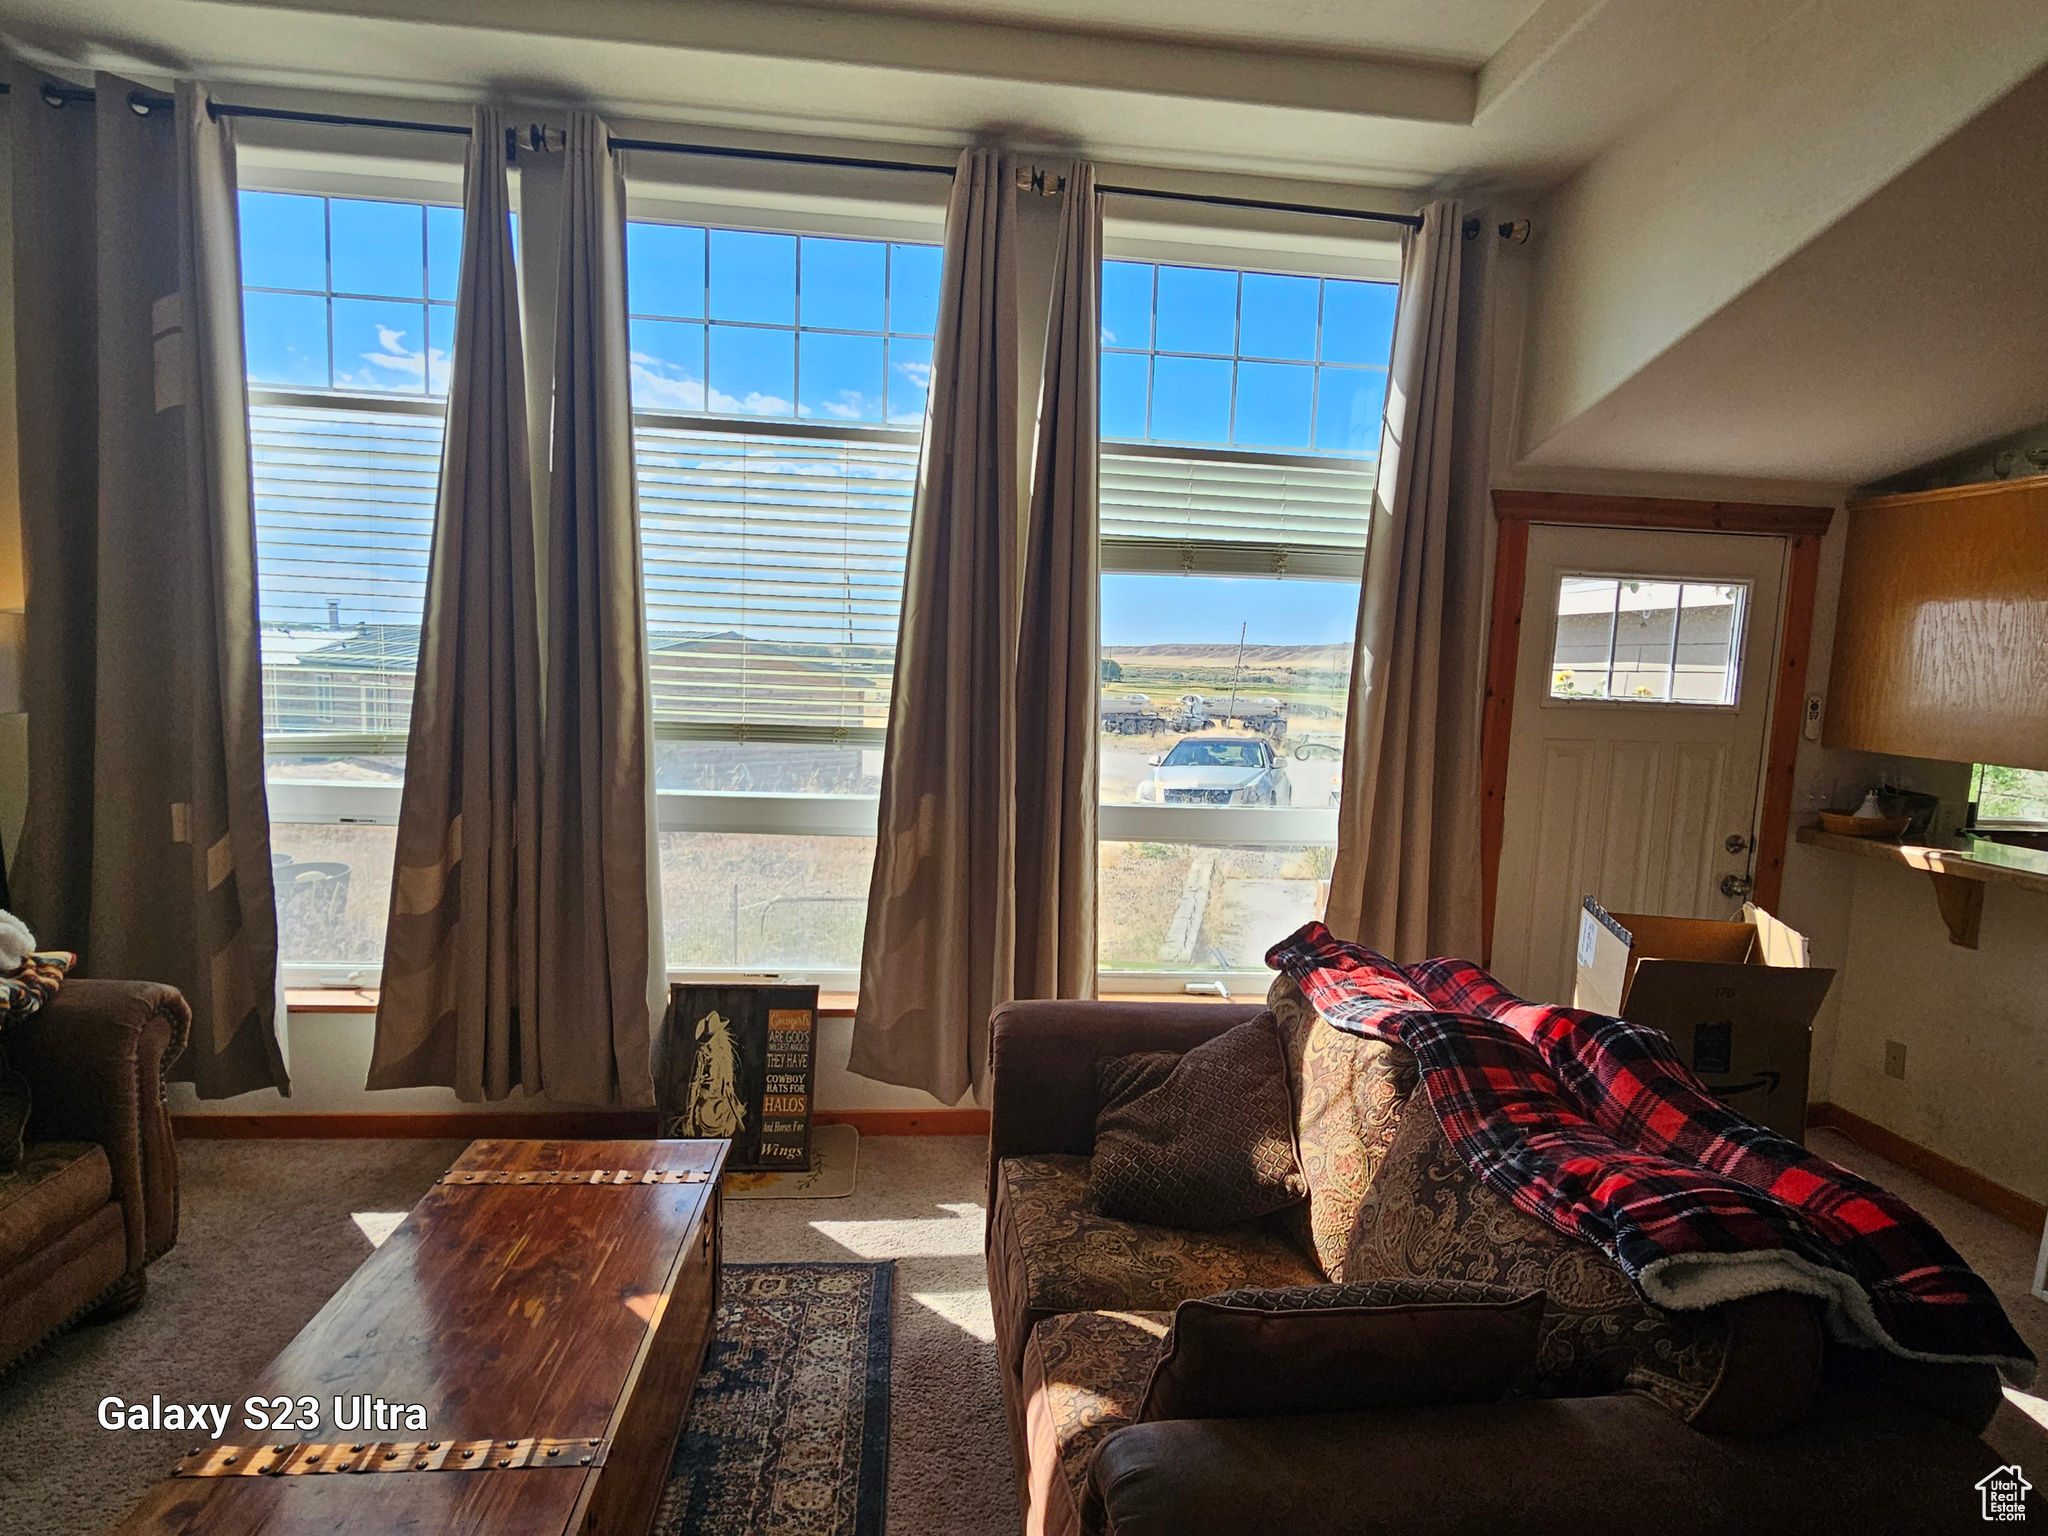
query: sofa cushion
[
  {"left": 0, "top": 1142, "right": 112, "bottom": 1275},
  {"left": 1090, "top": 1014, "right": 1306, "bottom": 1231},
  {"left": 1024, "top": 1309, "right": 1171, "bottom": 1536},
  {"left": 1138, "top": 1279, "right": 1544, "bottom": 1423},
  {"left": 1344, "top": 1095, "right": 1822, "bottom": 1434},
  {"left": 990, "top": 1154, "right": 1321, "bottom": 1380},
  {"left": 1269, "top": 973, "right": 1416, "bottom": 1279}
]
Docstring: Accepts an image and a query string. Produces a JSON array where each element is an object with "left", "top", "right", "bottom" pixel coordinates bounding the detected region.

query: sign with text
[{"left": 657, "top": 984, "right": 818, "bottom": 1172}]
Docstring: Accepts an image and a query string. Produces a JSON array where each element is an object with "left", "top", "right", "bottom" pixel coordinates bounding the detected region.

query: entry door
[{"left": 1491, "top": 525, "right": 1786, "bottom": 1004}]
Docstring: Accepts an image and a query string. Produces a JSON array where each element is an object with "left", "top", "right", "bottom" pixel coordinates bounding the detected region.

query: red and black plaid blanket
[{"left": 1267, "top": 922, "right": 2035, "bottom": 1386}]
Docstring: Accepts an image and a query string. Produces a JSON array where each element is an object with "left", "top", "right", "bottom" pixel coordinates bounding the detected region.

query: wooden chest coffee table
[{"left": 112, "top": 1137, "right": 727, "bottom": 1536}]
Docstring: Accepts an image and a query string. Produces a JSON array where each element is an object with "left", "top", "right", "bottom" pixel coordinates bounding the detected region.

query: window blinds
[
  {"left": 1100, "top": 446, "right": 1376, "bottom": 578},
  {"left": 251, "top": 401, "right": 439, "bottom": 742},
  {"left": 635, "top": 423, "right": 918, "bottom": 742}
]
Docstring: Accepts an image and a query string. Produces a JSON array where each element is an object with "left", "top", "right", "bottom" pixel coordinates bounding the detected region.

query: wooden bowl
[{"left": 1819, "top": 810, "right": 1912, "bottom": 839}]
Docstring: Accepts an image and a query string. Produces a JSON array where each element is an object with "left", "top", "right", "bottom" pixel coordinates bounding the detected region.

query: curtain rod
[
  {"left": 608, "top": 134, "right": 956, "bottom": 179},
  {"left": 1097, "top": 182, "right": 1424, "bottom": 232}
]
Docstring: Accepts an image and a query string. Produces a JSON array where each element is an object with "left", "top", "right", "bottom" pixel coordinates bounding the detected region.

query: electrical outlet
[{"left": 1883, "top": 1040, "right": 1907, "bottom": 1081}]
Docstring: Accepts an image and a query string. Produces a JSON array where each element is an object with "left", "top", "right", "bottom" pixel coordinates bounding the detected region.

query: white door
[{"left": 1491, "top": 525, "right": 1786, "bottom": 1004}]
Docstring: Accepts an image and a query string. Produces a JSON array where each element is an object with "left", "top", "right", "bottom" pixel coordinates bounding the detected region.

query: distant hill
[{"left": 1103, "top": 642, "right": 1353, "bottom": 667}]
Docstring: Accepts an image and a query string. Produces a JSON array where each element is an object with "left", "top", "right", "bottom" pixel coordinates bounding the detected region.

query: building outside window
[
  {"left": 1095, "top": 253, "right": 1396, "bottom": 989},
  {"left": 240, "top": 186, "right": 461, "bottom": 981}
]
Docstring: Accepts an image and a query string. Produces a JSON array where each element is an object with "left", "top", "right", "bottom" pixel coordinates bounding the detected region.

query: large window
[
  {"left": 1097, "top": 258, "right": 1394, "bottom": 987},
  {"left": 241, "top": 189, "right": 464, "bottom": 980},
  {"left": 626, "top": 221, "right": 942, "bottom": 982}
]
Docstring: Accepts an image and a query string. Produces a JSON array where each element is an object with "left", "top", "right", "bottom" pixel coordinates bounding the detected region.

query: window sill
[{"left": 283, "top": 985, "right": 1251, "bottom": 1016}]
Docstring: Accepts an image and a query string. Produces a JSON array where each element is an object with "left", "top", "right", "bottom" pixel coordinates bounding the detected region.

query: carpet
[
  {"left": 659, "top": 1261, "right": 892, "bottom": 1536},
  {"left": 725, "top": 1123, "right": 861, "bottom": 1200}
]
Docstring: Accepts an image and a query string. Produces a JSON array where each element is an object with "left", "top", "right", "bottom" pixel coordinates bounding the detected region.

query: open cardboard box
[{"left": 1572, "top": 897, "right": 1836, "bottom": 1142}]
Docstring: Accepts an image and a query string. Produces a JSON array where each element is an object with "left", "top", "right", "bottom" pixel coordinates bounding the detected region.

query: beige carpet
[
  {"left": 2, "top": 1129, "right": 2042, "bottom": 1536},
  {"left": 0, "top": 1134, "right": 1013, "bottom": 1536}
]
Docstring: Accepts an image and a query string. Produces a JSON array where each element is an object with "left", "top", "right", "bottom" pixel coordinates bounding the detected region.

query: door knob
[
  {"left": 1725, "top": 834, "right": 1751, "bottom": 854},
  {"left": 1720, "top": 873, "right": 1754, "bottom": 899}
]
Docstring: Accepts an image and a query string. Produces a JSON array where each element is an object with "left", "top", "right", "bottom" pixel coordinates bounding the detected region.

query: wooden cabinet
[{"left": 1824, "top": 474, "right": 2048, "bottom": 768}]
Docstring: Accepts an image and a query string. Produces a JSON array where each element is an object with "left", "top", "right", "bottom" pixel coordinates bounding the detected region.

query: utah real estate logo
[{"left": 1978, "top": 1465, "right": 2031, "bottom": 1522}]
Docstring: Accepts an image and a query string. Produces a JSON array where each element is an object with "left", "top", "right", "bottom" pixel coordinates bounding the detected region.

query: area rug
[
  {"left": 658, "top": 1261, "right": 892, "bottom": 1536},
  {"left": 725, "top": 1124, "right": 861, "bottom": 1200}
]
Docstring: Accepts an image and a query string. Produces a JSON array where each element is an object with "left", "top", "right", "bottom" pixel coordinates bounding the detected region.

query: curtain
[
  {"left": 1326, "top": 201, "right": 1494, "bottom": 962},
  {"left": 533, "top": 112, "right": 663, "bottom": 1108},
  {"left": 1012, "top": 162, "right": 1100, "bottom": 1003},
  {"left": 8, "top": 71, "right": 286, "bottom": 1096},
  {"left": 367, "top": 107, "right": 543, "bottom": 1100},
  {"left": 851, "top": 147, "right": 1020, "bottom": 1104}
]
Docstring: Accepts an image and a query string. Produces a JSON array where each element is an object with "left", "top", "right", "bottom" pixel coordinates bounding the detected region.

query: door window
[{"left": 1548, "top": 575, "right": 1750, "bottom": 705}]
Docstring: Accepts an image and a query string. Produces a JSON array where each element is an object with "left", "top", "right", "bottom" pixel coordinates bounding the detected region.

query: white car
[{"left": 1134, "top": 736, "right": 1292, "bottom": 805}]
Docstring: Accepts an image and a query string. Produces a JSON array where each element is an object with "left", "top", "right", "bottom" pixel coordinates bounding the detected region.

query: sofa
[
  {"left": 986, "top": 986, "right": 2009, "bottom": 1536},
  {"left": 0, "top": 980, "right": 189, "bottom": 1373}
]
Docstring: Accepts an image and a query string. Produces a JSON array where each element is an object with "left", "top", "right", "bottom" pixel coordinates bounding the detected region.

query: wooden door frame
[{"left": 1481, "top": 490, "right": 1835, "bottom": 961}]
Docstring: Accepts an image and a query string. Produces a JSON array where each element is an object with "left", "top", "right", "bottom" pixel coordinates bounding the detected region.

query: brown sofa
[
  {"left": 0, "top": 980, "right": 189, "bottom": 1373},
  {"left": 986, "top": 994, "right": 2007, "bottom": 1536}
]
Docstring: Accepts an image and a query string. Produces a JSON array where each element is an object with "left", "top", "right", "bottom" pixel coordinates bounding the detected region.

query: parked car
[{"left": 1133, "top": 735, "right": 1292, "bottom": 805}]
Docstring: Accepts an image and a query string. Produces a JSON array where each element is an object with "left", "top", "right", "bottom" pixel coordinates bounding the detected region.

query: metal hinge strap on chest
[
  {"left": 437, "top": 1167, "right": 712, "bottom": 1186},
  {"left": 173, "top": 1437, "right": 611, "bottom": 1477}
]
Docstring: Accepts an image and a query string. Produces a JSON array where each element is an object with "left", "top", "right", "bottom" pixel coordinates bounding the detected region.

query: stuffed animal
[{"left": 0, "top": 910, "right": 34, "bottom": 975}]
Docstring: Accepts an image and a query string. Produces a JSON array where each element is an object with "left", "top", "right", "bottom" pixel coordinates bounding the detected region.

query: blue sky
[{"left": 1102, "top": 574, "right": 1359, "bottom": 648}]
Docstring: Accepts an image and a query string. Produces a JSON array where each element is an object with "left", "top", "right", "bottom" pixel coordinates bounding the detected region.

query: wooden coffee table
[{"left": 112, "top": 1137, "right": 727, "bottom": 1536}]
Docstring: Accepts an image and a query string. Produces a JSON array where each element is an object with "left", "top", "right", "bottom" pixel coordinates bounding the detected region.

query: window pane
[
  {"left": 631, "top": 318, "right": 708, "bottom": 411},
  {"left": 1611, "top": 581, "right": 1681, "bottom": 700},
  {"left": 1101, "top": 261, "right": 1153, "bottom": 349},
  {"left": 708, "top": 325, "right": 795, "bottom": 415},
  {"left": 427, "top": 304, "right": 455, "bottom": 397},
  {"left": 709, "top": 230, "right": 796, "bottom": 324},
  {"left": 887, "top": 337, "right": 932, "bottom": 425},
  {"left": 1233, "top": 361, "right": 1314, "bottom": 450},
  {"left": 1977, "top": 765, "right": 2048, "bottom": 823},
  {"left": 269, "top": 820, "right": 399, "bottom": 967},
  {"left": 239, "top": 191, "right": 327, "bottom": 292},
  {"left": 887, "top": 243, "right": 942, "bottom": 336},
  {"left": 1150, "top": 355, "right": 1232, "bottom": 443},
  {"left": 1240, "top": 273, "right": 1317, "bottom": 361},
  {"left": 1673, "top": 583, "right": 1744, "bottom": 703},
  {"left": 1099, "top": 841, "right": 1332, "bottom": 971},
  {"left": 1101, "top": 573, "right": 1356, "bottom": 808},
  {"left": 800, "top": 237, "right": 886, "bottom": 332},
  {"left": 628, "top": 222, "right": 707, "bottom": 319},
  {"left": 243, "top": 290, "right": 330, "bottom": 387},
  {"left": 329, "top": 199, "right": 424, "bottom": 299},
  {"left": 425, "top": 205, "right": 464, "bottom": 303},
  {"left": 1313, "top": 367, "right": 1384, "bottom": 454},
  {"left": 1320, "top": 279, "right": 1397, "bottom": 365},
  {"left": 1551, "top": 578, "right": 1618, "bottom": 699},
  {"left": 660, "top": 832, "right": 874, "bottom": 969},
  {"left": 799, "top": 331, "right": 885, "bottom": 423},
  {"left": 655, "top": 741, "right": 882, "bottom": 795},
  {"left": 331, "top": 298, "right": 428, "bottom": 393},
  {"left": 1100, "top": 351, "right": 1149, "bottom": 440},
  {"left": 1154, "top": 265, "right": 1237, "bottom": 355}
]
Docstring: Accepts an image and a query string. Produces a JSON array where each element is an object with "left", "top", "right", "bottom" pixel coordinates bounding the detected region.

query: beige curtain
[
  {"left": 1012, "top": 162, "right": 1100, "bottom": 1003},
  {"left": 851, "top": 147, "right": 1020, "bottom": 1104},
  {"left": 533, "top": 112, "right": 663, "bottom": 1108},
  {"left": 1326, "top": 201, "right": 1494, "bottom": 962},
  {"left": 8, "top": 72, "right": 286, "bottom": 1096},
  {"left": 367, "top": 107, "right": 543, "bottom": 1100}
]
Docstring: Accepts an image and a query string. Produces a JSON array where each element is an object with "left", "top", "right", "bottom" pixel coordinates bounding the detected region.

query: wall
[{"left": 1773, "top": 447, "right": 2048, "bottom": 1207}]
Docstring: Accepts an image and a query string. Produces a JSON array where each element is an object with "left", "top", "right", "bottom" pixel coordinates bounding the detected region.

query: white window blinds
[
  {"left": 1100, "top": 445, "right": 1376, "bottom": 578},
  {"left": 635, "top": 423, "right": 918, "bottom": 742}
]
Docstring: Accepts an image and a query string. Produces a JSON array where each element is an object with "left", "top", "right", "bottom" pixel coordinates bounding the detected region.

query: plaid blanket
[{"left": 1267, "top": 922, "right": 2035, "bottom": 1387}]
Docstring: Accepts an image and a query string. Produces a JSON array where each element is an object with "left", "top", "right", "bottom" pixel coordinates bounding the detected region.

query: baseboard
[
  {"left": 1808, "top": 1102, "right": 2046, "bottom": 1232},
  {"left": 171, "top": 1108, "right": 990, "bottom": 1140}
]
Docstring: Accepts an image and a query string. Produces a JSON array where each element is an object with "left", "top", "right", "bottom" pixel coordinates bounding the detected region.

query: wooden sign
[{"left": 656, "top": 984, "right": 818, "bottom": 1172}]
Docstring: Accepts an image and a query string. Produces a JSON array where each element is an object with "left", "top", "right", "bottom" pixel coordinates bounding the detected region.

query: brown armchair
[{"left": 0, "top": 980, "right": 189, "bottom": 1372}]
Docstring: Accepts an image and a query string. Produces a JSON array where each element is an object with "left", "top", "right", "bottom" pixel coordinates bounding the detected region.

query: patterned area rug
[{"left": 659, "top": 1261, "right": 892, "bottom": 1536}]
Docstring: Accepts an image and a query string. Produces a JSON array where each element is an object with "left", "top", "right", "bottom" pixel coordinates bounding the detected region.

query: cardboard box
[{"left": 1572, "top": 897, "right": 1835, "bottom": 1142}]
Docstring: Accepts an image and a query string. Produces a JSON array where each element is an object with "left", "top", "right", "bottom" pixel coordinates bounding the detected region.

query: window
[
  {"left": 1548, "top": 576, "right": 1749, "bottom": 704},
  {"left": 240, "top": 188, "right": 464, "bottom": 979},
  {"left": 627, "top": 221, "right": 942, "bottom": 982},
  {"left": 1972, "top": 765, "right": 2048, "bottom": 827},
  {"left": 1097, "top": 257, "right": 1394, "bottom": 986}
]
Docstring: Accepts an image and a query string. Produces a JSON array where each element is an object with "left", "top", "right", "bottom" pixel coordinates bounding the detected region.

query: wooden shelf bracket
[{"left": 1926, "top": 870, "right": 1984, "bottom": 948}]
